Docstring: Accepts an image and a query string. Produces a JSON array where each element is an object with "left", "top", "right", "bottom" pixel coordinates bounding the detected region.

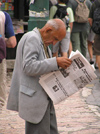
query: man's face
[{"left": 43, "top": 28, "right": 66, "bottom": 46}]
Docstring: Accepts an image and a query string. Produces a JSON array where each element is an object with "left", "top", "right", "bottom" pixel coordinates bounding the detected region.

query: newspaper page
[{"left": 39, "top": 50, "right": 97, "bottom": 104}]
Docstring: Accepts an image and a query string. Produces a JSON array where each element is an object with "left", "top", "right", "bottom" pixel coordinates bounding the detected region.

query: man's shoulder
[
  {"left": 68, "top": 0, "right": 76, "bottom": 5},
  {"left": 94, "top": 0, "right": 100, "bottom": 7},
  {"left": 67, "top": 7, "right": 73, "bottom": 11},
  {"left": 3, "top": 11, "right": 10, "bottom": 18},
  {"left": 51, "top": 5, "right": 58, "bottom": 9},
  {"left": 3, "top": 11, "right": 11, "bottom": 23},
  {"left": 24, "top": 28, "right": 41, "bottom": 41},
  {"left": 0, "top": 11, "right": 5, "bottom": 17},
  {"left": 67, "top": 0, "right": 77, "bottom": 9},
  {"left": 86, "top": 0, "right": 92, "bottom": 5}
]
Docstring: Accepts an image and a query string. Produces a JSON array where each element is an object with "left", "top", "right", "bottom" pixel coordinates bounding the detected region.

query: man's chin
[
  {"left": 45, "top": 43, "right": 51, "bottom": 46},
  {"left": 44, "top": 41, "right": 53, "bottom": 46}
]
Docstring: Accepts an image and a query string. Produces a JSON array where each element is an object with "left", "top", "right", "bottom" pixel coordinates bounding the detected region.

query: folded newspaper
[{"left": 39, "top": 50, "right": 97, "bottom": 104}]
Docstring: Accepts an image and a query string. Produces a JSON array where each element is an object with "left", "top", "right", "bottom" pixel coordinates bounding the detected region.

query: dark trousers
[{"left": 25, "top": 100, "right": 59, "bottom": 134}]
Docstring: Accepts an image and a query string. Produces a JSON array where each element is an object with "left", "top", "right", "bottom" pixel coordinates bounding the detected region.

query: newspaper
[{"left": 39, "top": 50, "right": 97, "bottom": 104}]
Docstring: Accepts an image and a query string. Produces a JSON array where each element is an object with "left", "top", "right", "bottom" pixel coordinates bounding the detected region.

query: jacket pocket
[{"left": 20, "top": 85, "right": 36, "bottom": 97}]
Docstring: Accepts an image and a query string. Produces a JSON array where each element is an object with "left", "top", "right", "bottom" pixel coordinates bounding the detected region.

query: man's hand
[{"left": 56, "top": 57, "right": 72, "bottom": 69}]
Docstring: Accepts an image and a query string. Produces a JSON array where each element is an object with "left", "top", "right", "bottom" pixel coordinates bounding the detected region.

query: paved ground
[{"left": 0, "top": 56, "right": 100, "bottom": 134}]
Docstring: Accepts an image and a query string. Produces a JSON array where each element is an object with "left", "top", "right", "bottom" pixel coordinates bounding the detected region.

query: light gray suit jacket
[{"left": 7, "top": 28, "right": 58, "bottom": 124}]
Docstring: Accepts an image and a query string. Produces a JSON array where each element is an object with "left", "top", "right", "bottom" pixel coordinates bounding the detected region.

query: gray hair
[{"left": 47, "top": 19, "right": 60, "bottom": 30}]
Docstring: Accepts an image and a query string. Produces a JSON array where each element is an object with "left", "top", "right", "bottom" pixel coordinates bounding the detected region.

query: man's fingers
[{"left": 57, "top": 57, "right": 72, "bottom": 69}]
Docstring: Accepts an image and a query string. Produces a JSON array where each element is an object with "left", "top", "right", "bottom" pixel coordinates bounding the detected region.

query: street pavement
[{"left": 0, "top": 54, "right": 100, "bottom": 134}]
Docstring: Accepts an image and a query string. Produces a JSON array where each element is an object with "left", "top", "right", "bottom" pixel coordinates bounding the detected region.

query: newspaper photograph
[{"left": 39, "top": 50, "right": 97, "bottom": 104}]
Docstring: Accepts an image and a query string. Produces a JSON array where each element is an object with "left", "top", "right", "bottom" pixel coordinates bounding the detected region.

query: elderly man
[{"left": 7, "top": 19, "right": 72, "bottom": 134}]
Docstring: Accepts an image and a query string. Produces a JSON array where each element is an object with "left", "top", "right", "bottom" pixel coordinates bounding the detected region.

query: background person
[
  {"left": 88, "top": 0, "right": 98, "bottom": 69},
  {"left": 0, "top": 1, "right": 16, "bottom": 113},
  {"left": 68, "top": 0, "right": 92, "bottom": 58},
  {"left": 88, "top": 0, "right": 100, "bottom": 72},
  {"left": 87, "top": 26, "right": 98, "bottom": 69},
  {"left": 50, "top": 0, "right": 74, "bottom": 58},
  {"left": 87, "top": 28, "right": 95, "bottom": 64}
]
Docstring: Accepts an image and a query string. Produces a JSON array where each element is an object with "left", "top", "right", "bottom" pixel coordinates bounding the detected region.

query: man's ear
[{"left": 45, "top": 27, "right": 53, "bottom": 33}]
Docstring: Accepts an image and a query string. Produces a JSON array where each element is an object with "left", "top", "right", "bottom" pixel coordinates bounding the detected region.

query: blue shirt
[{"left": 3, "top": 11, "right": 15, "bottom": 38}]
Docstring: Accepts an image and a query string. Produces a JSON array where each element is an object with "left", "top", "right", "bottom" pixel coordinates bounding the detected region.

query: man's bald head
[{"left": 46, "top": 19, "right": 66, "bottom": 36}]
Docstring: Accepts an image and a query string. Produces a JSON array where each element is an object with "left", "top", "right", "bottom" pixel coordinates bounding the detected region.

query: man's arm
[
  {"left": 4, "top": 12, "right": 17, "bottom": 48},
  {"left": 5, "top": 36, "right": 17, "bottom": 48},
  {"left": 88, "top": 18, "right": 93, "bottom": 27},
  {"left": 69, "top": 22, "right": 73, "bottom": 33},
  {"left": 88, "top": 2, "right": 95, "bottom": 27},
  {"left": 49, "top": 6, "right": 57, "bottom": 19}
]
